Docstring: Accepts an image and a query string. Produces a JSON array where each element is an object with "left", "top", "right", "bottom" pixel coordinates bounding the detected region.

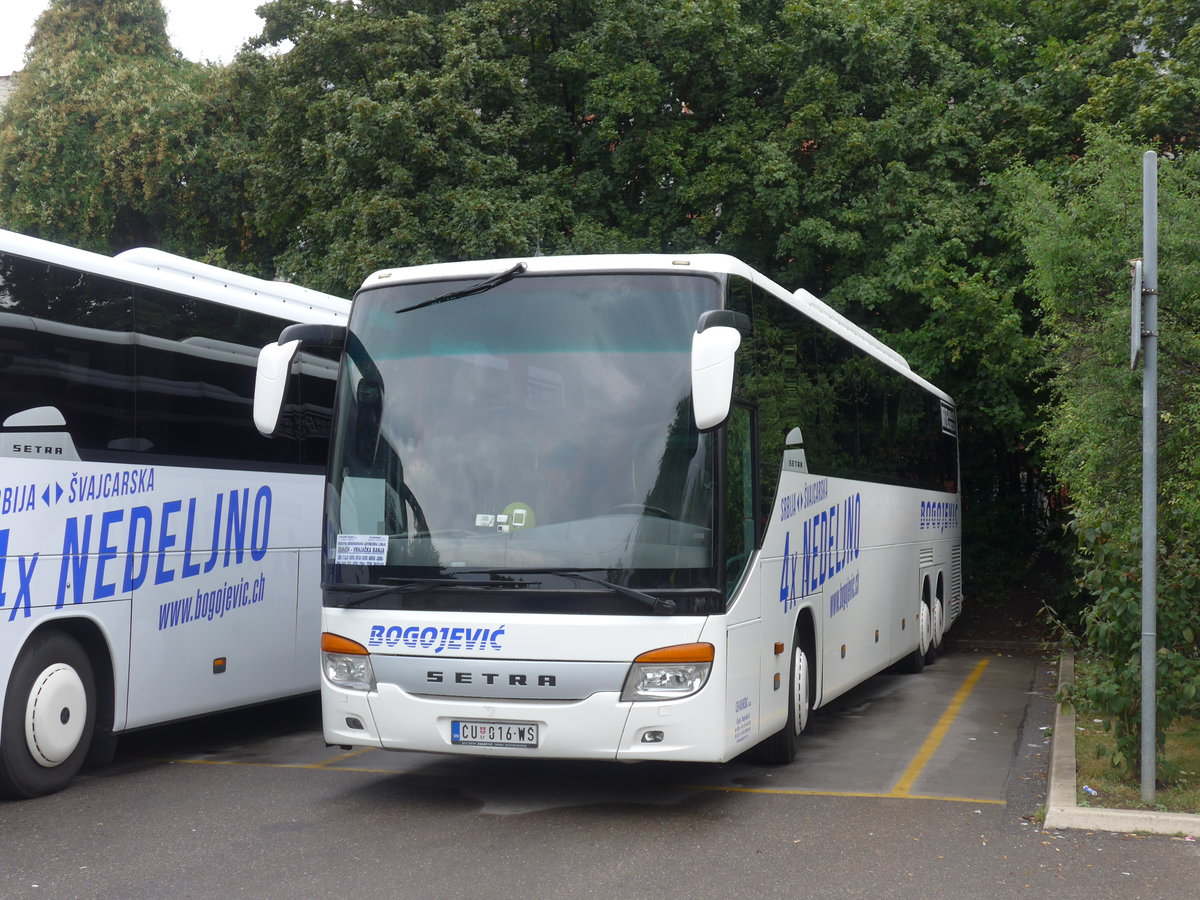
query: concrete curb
[{"left": 1043, "top": 652, "right": 1200, "bottom": 835}]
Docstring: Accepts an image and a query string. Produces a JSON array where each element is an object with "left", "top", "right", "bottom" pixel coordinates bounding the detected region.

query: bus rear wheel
[
  {"left": 899, "top": 598, "right": 931, "bottom": 674},
  {"left": 0, "top": 631, "right": 96, "bottom": 800},
  {"left": 924, "top": 596, "right": 943, "bottom": 665},
  {"left": 754, "top": 640, "right": 812, "bottom": 765}
]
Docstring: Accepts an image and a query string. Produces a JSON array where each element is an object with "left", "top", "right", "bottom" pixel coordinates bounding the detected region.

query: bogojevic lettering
[
  {"left": 918, "top": 499, "right": 960, "bottom": 533},
  {"left": 0, "top": 485, "right": 272, "bottom": 621},
  {"left": 368, "top": 624, "right": 507, "bottom": 654}
]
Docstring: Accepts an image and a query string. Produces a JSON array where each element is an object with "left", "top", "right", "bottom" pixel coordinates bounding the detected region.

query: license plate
[{"left": 451, "top": 720, "right": 539, "bottom": 748}]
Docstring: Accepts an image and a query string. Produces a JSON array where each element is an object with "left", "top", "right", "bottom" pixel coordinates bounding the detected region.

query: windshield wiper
[
  {"left": 328, "top": 575, "right": 546, "bottom": 608},
  {"left": 395, "top": 261, "right": 528, "bottom": 315},
  {"left": 456, "top": 568, "right": 676, "bottom": 614},
  {"left": 327, "top": 579, "right": 462, "bottom": 608}
]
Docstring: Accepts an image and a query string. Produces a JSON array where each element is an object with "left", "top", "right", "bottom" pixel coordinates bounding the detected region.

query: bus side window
[
  {"left": 0, "top": 254, "right": 135, "bottom": 458},
  {"left": 133, "top": 286, "right": 299, "bottom": 466}
]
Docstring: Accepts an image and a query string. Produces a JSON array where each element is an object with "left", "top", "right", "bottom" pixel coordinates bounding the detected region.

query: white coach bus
[
  {"left": 0, "top": 229, "right": 348, "bottom": 798},
  {"left": 255, "top": 254, "right": 961, "bottom": 764}
]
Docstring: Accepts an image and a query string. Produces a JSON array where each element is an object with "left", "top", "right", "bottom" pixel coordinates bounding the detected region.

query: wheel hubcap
[
  {"left": 25, "top": 663, "right": 87, "bottom": 767},
  {"left": 794, "top": 648, "right": 810, "bottom": 735}
]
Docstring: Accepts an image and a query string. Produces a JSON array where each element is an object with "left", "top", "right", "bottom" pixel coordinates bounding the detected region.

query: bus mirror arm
[
  {"left": 254, "top": 339, "right": 302, "bottom": 436},
  {"left": 691, "top": 325, "right": 741, "bottom": 431}
]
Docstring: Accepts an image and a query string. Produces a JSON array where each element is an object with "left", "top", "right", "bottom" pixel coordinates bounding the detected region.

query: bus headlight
[
  {"left": 621, "top": 642, "right": 714, "bottom": 702},
  {"left": 321, "top": 633, "right": 375, "bottom": 692}
]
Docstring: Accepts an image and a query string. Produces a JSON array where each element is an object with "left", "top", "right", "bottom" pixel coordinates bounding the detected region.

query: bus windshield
[{"left": 326, "top": 271, "right": 721, "bottom": 608}]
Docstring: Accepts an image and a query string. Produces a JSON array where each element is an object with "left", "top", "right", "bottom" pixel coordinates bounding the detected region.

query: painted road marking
[{"left": 891, "top": 657, "right": 991, "bottom": 797}]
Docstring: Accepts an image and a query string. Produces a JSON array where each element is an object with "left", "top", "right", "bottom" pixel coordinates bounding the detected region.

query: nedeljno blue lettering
[
  {"left": 801, "top": 493, "right": 861, "bottom": 595},
  {"left": 778, "top": 492, "right": 863, "bottom": 613},
  {"left": 51, "top": 485, "right": 273, "bottom": 608}
]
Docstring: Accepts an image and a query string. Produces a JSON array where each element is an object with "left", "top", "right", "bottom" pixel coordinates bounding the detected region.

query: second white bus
[
  {"left": 0, "top": 230, "right": 348, "bottom": 798},
  {"left": 257, "top": 253, "right": 961, "bottom": 764}
]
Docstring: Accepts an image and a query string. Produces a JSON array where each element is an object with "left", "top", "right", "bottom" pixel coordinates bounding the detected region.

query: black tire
[
  {"left": 0, "top": 631, "right": 96, "bottom": 800},
  {"left": 924, "top": 597, "right": 943, "bottom": 666},
  {"left": 753, "top": 639, "right": 812, "bottom": 765},
  {"left": 898, "top": 598, "right": 931, "bottom": 675}
]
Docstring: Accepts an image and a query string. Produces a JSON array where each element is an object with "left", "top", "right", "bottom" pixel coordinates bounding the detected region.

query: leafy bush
[{"left": 1011, "top": 133, "right": 1200, "bottom": 776}]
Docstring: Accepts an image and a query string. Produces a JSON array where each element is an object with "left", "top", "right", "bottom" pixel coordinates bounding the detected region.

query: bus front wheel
[
  {"left": 754, "top": 640, "right": 812, "bottom": 765},
  {"left": 0, "top": 630, "right": 97, "bottom": 800}
]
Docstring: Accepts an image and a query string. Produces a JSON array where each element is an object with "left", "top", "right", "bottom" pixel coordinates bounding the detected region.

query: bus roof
[
  {"left": 360, "top": 253, "right": 953, "bottom": 405},
  {"left": 1, "top": 229, "right": 349, "bottom": 325}
]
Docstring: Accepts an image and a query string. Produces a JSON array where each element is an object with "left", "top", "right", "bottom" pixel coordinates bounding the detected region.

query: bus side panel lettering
[
  {"left": 56, "top": 514, "right": 92, "bottom": 608},
  {"left": 94, "top": 508, "right": 123, "bottom": 600},
  {"left": 123, "top": 505, "right": 153, "bottom": 592},
  {"left": 224, "top": 488, "right": 249, "bottom": 567}
]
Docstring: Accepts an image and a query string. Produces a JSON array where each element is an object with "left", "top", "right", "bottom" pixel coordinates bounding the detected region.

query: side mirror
[
  {"left": 253, "top": 323, "right": 346, "bottom": 437},
  {"left": 254, "top": 339, "right": 301, "bottom": 436},
  {"left": 691, "top": 311, "right": 749, "bottom": 431}
]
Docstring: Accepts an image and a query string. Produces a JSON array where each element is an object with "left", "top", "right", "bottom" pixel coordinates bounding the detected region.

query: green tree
[
  {"left": 1007, "top": 133, "right": 1200, "bottom": 775},
  {"left": 1080, "top": 0, "right": 1200, "bottom": 149},
  {"left": 234, "top": 0, "right": 1085, "bottom": 582},
  {"left": 0, "top": 0, "right": 250, "bottom": 259},
  {"left": 239, "top": 0, "right": 1200, "bottom": 614},
  {"left": 232, "top": 0, "right": 586, "bottom": 294}
]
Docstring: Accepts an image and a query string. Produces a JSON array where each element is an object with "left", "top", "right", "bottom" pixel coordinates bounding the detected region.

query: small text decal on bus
[
  {"left": 157, "top": 573, "right": 269, "bottom": 631},
  {"left": 1, "top": 467, "right": 156, "bottom": 517}
]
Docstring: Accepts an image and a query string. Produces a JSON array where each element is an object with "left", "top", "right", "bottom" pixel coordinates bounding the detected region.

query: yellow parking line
[
  {"left": 684, "top": 784, "right": 1004, "bottom": 805},
  {"left": 312, "top": 746, "right": 377, "bottom": 767},
  {"left": 891, "top": 657, "right": 991, "bottom": 797},
  {"left": 153, "top": 757, "right": 404, "bottom": 775}
]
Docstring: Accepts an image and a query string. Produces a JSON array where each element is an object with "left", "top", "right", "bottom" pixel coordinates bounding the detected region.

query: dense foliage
[
  {"left": 0, "top": 0, "right": 255, "bottom": 259},
  {"left": 229, "top": 0, "right": 1074, "bottom": 587},
  {"left": 1009, "top": 135, "right": 1200, "bottom": 775},
  {"left": 1, "top": 0, "right": 1198, "bottom": 773},
  {"left": 1006, "top": 0, "right": 1200, "bottom": 776}
]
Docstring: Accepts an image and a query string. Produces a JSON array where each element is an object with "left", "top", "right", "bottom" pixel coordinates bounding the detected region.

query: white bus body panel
[
  {"left": 0, "top": 455, "right": 325, "bottom": 735},
  {"left": 322, "top": 609, "right": 750, "bottom": 762},
  {"left": 756, "top": 468, "right": 961, "bottom": 711}
]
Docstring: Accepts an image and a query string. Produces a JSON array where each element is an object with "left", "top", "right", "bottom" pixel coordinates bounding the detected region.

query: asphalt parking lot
[{"left": 4, "top": 647, "right": 1198, "bottom": 899}]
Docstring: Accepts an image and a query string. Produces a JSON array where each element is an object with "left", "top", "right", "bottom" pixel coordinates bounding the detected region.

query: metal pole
[{"left": 1141, "top": 151, "right": 1158, "bottom": 804}]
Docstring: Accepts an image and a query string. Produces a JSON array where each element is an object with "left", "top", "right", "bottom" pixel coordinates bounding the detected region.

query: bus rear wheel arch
[{"left": 0, "top": 629, "right": 98, "bottom": 799}]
